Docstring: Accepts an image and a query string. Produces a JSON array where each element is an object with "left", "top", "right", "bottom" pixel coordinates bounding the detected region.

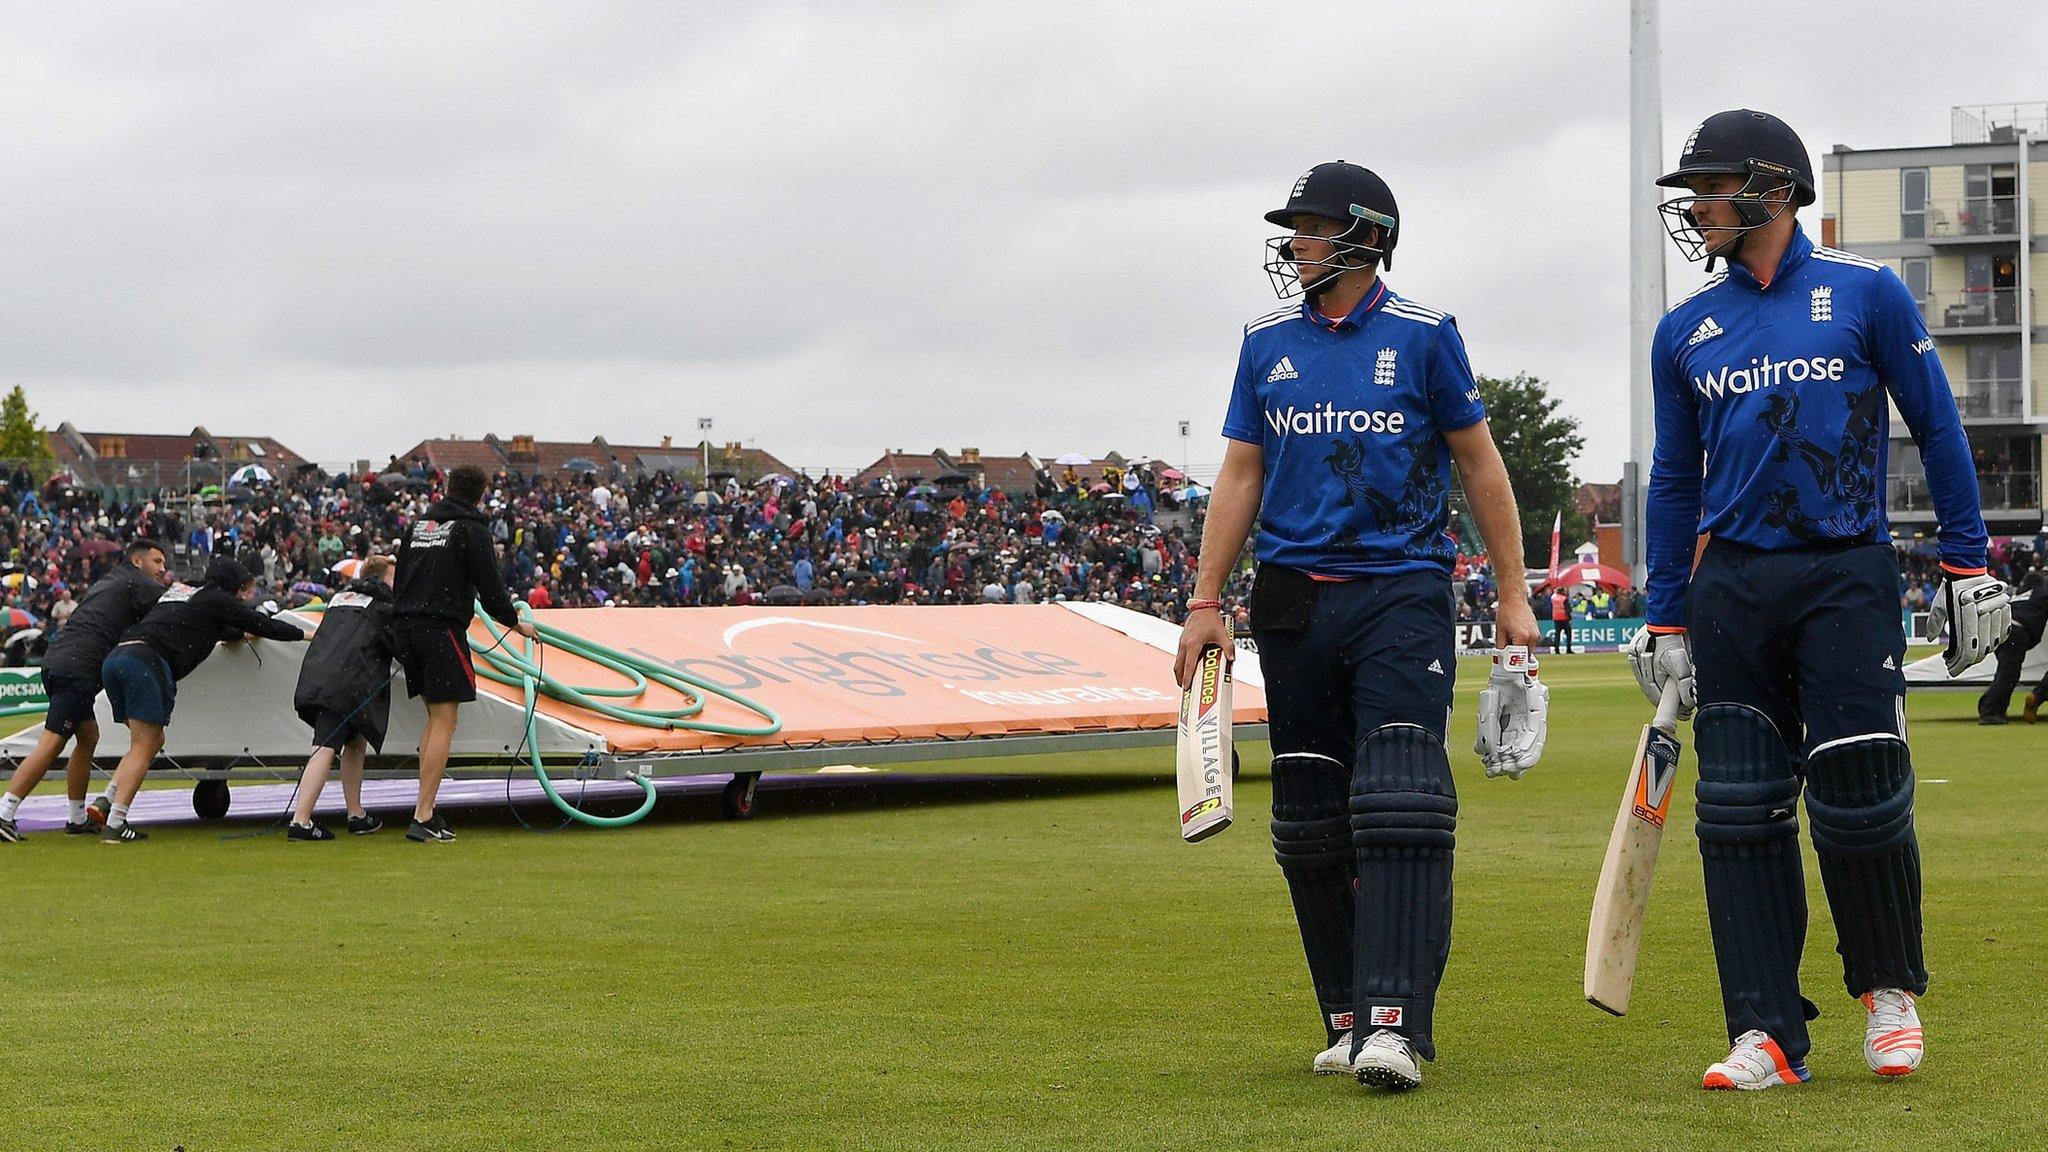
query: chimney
[
  {"left": 959, "top": 447, "right": 981, "bottom": 464},
  {"left": 661, "top": 435, "right": 673, "bottom": 450},
  {"left": 507, "top": 435, "right": 539, "bottom": 463}
]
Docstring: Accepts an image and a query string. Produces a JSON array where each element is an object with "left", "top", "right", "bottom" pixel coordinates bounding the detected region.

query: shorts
[
  {"left": 392, "top": 619, "right": 477, "bottom": 704},
  {"left": 41, "top": 666, "right": 101, "bottom": 738},
  {"left": 100, "top": 644, "right": 176, "bottom": 727},
  {"left": 308, "top": 707, "right": 375, "bottom": 752}
]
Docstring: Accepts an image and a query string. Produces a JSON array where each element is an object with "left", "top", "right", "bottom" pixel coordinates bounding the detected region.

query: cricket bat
[
  {"left": 1584, "top": 682, "right": 1685, "bottom": 1015},
  {"left": 1176, "top": 628, "right": 1234, "bottom": 843}
]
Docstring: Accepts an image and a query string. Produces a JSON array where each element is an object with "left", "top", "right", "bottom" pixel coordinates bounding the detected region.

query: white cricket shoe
[
  {"left": 1702, "top": 1029, "right": 1810, "bottom": 1091},
  {"left": 1352, "top": 1029, "right": 1421, "bottom": 1090},
  {"left": 1312, "top": 1031, "right": 1354, "bottom": 1075},
  {"left": 1862, "top": 989, "right": 1924, "bottom": 1077}
]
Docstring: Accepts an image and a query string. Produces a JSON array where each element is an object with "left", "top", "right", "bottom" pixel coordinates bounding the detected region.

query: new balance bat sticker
[
  {"left": 1176, "top": 636, "right": 1233, "bottom": 843},
  {"left": 1584, "top": 682, "right": 1685, "bottom": 1015}
]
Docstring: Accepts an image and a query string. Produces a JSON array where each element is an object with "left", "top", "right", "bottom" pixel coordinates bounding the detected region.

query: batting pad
[
  {"left": 1694, "top": 703, "right": 1819, "bottom": 1058},
  {"left": 1805, "top": 734, "right": 1928, "bottom": 997},
  {"left": 1271, "top": 752, "right": 1357, "bottom": 1043},
  {"left": 1349, "top": 723, "right": 1457, "bottom": 1061}
]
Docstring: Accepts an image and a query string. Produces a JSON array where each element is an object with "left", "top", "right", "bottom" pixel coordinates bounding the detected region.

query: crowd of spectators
[
  {"left": 10, "top": 459, "right": 2041, "bottom": 650},
  {"left": 1, "top": 459, "right": 1254, "bottom": 643}
]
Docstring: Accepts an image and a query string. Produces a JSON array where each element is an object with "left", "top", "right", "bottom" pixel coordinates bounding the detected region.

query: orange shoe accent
[{"left": 1702, "top": 1071, "right": 1736, "bottom": 1090}]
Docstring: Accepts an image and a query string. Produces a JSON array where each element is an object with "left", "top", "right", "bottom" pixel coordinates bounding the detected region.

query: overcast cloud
[{"left": 3, "top": 1, "right": 2043, "bottom": 481}]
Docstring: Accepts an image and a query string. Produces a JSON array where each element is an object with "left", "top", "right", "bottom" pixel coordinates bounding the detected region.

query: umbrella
[
  {"left": 909, "top": 483, "right": 937, "bottom": 496},
  {"left": 690, "top": 490, "right": 722, "bottom": 507},
  {"left": 375, "top": 473, "right": 427, "bottom": 490},
  {"left": 197, "top": 485, "right": 223, "bottom": 498},
  {"left": 2, "top": 607, "right": 38, "bottom": 630},
  {"left": 0, "top": 573, "right": 33, "bottom": 590},
  {"left": 229, "top": 464, "right": 273, "bottom": 486},
  {"left": 935, "top": 471, "right": 969, "bottom": 486},
  {"left": 1125, "top": 456, "right": 1154, "bottom": 467},
  {"left": 1099, "top": 491, "right": 1126, "bottom": 501},
  {"left": 1089, "top": 482, "right": 1112, "bottom": 495},
  {"left": 1159, "top": 467, "right": 1186, "bottom": 481},
  {"left": 1053, "top": 453, "right": 1092, "bottom": 467},
  {"left": 1545, "top": 562, "right": 1632, "bottom": 590},
  {"left": 1179, "top": 484, "right": 1210, "bottom": 500},
  {"left": 331, "top": 557, "right": 365, "bottom": 580},
  {"left": 79, "top": 539, "right": 123, "bottom": 558},
  {"left": 659, "top": 492, "right": 693, "bottom": 508},
  {"left": 707, "top": 469, "right": 737, "bottom": 482},
  {"left": 757, "top": 473, "right": 790, "bottom": 487},
  {"left": 562, "top": 457, "right": 599, "bottom": 474},
  {"left": 292, "top": 581, "right": 332, "bottom": 597},
  {"left": 1039, "top": 509, "right": 1065, "bottom": 523}
]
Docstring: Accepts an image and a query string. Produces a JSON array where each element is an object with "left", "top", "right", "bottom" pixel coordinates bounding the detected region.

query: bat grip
[{"left": 1652, "top": 680, "right": 1683, "bottom": 732}]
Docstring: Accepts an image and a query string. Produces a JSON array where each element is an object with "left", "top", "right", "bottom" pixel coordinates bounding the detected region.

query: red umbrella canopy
[{"left": 1546, "top": 562, "right": 1631, "bottom": 590}]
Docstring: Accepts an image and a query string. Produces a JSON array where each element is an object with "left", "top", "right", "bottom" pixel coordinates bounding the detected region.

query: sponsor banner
[{"left": 0, "top": 668, "right": 46, "bottom": 709}]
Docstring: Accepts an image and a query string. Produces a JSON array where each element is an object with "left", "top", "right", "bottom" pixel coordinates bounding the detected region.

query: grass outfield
[{"left": 6, "top": 654, "right": 2046, "bottom": 1150}]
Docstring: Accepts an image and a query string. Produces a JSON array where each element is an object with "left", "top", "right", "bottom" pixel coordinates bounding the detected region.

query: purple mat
[{"left": 7, "top": 769, "right": 988, "bottom": 832}]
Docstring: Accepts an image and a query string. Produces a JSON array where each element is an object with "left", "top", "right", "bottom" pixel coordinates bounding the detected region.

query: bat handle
[{"left": 1652, "top": 680, "right": 1684, "bottom": 732}]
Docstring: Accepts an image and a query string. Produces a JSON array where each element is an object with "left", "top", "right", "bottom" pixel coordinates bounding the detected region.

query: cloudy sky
[{"left": 4, "top": 2, "right": 2043, "bottom": 481}]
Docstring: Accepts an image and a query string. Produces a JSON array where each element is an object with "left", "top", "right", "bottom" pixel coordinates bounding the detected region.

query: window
[
  {"left": 1900, "top": 168, "right": 1928, "bottom": 238},
  {"left": 1901, "top": 257, "right": 1930, "bottom": 306}
]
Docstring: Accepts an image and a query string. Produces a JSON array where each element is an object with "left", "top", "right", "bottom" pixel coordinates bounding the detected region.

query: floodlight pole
[{"left": 1623, "top": 0, "right": 1667, "bottom": 581}]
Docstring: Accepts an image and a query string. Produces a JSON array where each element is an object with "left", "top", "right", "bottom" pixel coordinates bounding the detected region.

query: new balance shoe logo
[
  {"left": 1374, "top": 348, "right": 1398, "bottom": 386},
  {"left": 1267, "top": 356, "right": 1299, "bottom": 382},
  {"left": 1687, "top": 316, "right": 1724, "bottom": 346},
  {"left": 1426, "top": 659, "right": 1444, "bottom": 675},
  {"left": 1810, "top": 286, "right": 1833, "bottom": 323},
  {"left": 1369, "top": 1006, "right": 1404, "bottom": 1027}
]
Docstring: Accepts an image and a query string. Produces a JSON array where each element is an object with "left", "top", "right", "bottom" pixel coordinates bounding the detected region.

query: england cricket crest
[{"left": 1631, "top": 729, "right": 1681, "bottom": 827}]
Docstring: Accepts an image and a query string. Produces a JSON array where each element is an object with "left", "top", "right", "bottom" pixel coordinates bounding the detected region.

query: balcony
[
  {"left": 1927, "top": 197, "right": 2027, "bottom": 242},
  {"left": 1926, "top": 288, "right": 2027, "bottom": 332},
  {"left": 1954, "top": 378, "right": 2025, "bottom": 420},
  {"left": 1889, "top": 470, "right": 2040, "bottom": 513}
]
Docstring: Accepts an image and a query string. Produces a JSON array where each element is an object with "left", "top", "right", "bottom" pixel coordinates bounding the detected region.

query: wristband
[{"left": 1186, "top": 598, "right": 1224, "bottom": 612}]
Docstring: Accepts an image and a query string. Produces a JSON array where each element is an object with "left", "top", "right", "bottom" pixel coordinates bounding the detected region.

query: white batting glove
[
  {"left": 1625, "top": 628, "right": 1696, "bottom": 720},
  {"left": 1475, "top": 646, "right": 1549, "bottom": 780},
  {"left": 1928, "top": 573, "right": 2011, "bottom": 676}
]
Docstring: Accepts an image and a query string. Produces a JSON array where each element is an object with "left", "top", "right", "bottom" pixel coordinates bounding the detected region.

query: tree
[
  {"left": 1471, "top": 373, "right": 1586, "bottom": 566},
  {"left": 0, "top": 385, "right": 53, "bottom": 471}
]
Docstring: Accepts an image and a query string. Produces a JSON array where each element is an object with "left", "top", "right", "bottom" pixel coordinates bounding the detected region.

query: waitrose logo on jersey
[
  {"left": 1692, "top": 354, "right": 1846, "bottom": 400},
  {"left": 1264, "top": 403, "right": 1407, "bottom": 437}
]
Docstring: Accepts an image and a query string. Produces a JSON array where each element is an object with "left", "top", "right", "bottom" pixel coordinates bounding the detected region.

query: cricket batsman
[
  {"left": 1175, "top": 160, "right": 1546, "bottom": 1091},
  {"left": 1633, "top": 109, "right": 2009, "bottom": 1089}
]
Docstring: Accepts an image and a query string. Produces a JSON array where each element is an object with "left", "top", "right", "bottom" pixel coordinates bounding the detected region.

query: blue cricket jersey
[
  {"left": 1223, "top": 281, "right": 1487, "bottom": 576},
  {"left": 1645, "top": 224, "right": 1988, "bottom": 629}
]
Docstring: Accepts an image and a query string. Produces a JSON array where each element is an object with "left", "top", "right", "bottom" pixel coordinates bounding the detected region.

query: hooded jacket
[
  {"left": 118, "top": 583, "right": 307, "bottom": 681},
  {"left": 293, "top": 579, "right": 396, "bottom": 751},
  {"left": 394, "top": 499, "right": 521, "bottom": 629},
  {"left": 44, "top": 563, "right": 166, "bottom": 680}
]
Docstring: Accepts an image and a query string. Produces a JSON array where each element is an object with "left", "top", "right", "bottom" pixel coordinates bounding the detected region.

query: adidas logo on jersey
[
  {"left": 1687, "top": 316, "right": 1724, "bottom": 346},
  {"left": 1882, "top": 654, "right": 1896, "bottom": 670},
  {"left": 1811, "top": 286, "right": 1833, "bottom": 323},
  {"left": 1426, "top": 659, "right": 1444, "bottom": 675},
  {"left": 1267, "top": 356, "right": 1300, "bottom": 382},
  {"left": 1374, "top": 348, "right": 1398, "bottom": 386}
]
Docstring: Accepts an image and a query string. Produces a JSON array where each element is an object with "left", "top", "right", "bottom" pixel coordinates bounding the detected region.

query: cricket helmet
[
  {"left": 1263, "top": 161, "right": 1400, "bottom": 298},
  {"left": 1657, "top": 109, "right": 1815, "bottom": 264}
]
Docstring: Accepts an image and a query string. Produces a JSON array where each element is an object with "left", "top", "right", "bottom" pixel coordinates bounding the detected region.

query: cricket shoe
[
  {"left": 1863, "top": 989, "right": 1924, "bottom": 1077},
  {"left": 65, "top": 819, "right": 101, "bottom": 835},
  {"left": 86, "top": 796, "right": 110, "bottom": 828},
  {"left": 0, "top": 817, "right": 19, "bottom": 844},
  {"left": 287, "top": 822, "right": 336, "bottom": 842},
  {"left": 346, "top": 813, "right": 384, "bottom": 836},
  {"left": 1702, "top": 1030, "right": 1809, "bottom": 1090},
  {"left": 406, "top": 815, "right": 456, "bottom": 843},
  {"left": 1312, "top": 1031, "right": 1354, "bottom": 1075},
  {"left": 1352, "top": 1029, "right": 1421, "bottom": 1091},
  {"left": 100, "top": 823, "right": 148, "bottom": 844},
  {"left": 2025, "top": 692, "right": 2041, "bottom": 725}
]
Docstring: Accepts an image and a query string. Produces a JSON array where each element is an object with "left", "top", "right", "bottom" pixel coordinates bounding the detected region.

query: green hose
[{"left": 466, "top": 601, "right": 782, "bottom": 828}]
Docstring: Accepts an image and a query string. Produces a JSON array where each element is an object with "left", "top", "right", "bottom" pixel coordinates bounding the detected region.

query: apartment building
[{"left": 1822, "top": 102, "right": 2046, "bottom": 534}]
